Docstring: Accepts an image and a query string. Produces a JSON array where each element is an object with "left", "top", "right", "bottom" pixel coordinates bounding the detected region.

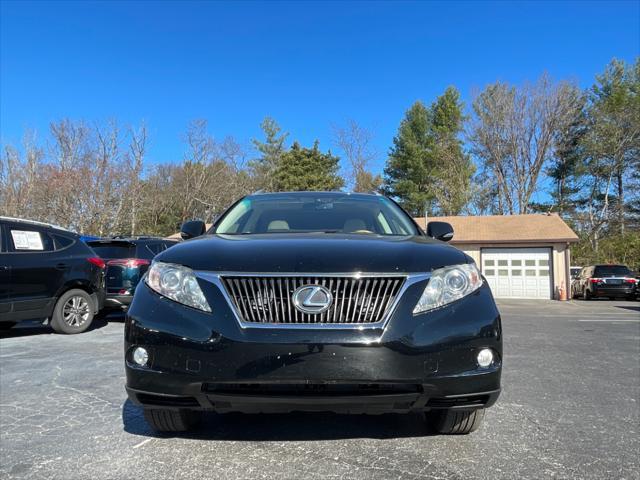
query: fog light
[
  {"left": 133, "top": 347, "right": 149, "bottom": 366},
  {"left": 477, "top": 348, "right": 494, "bottom": 368}
]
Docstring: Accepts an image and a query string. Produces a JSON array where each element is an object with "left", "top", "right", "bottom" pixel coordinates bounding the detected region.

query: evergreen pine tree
[
  {"left": 384, "top": 88, "right": 473, "bottom": 216},
  {"left": 251, "top": 117, "right": 288, "bottom": 191},
  {"left": 274, "top": 141, "right": 344, "bottom": 191},
  {"left": 383, "top": 101, "right": 436, "bottom": 216}
]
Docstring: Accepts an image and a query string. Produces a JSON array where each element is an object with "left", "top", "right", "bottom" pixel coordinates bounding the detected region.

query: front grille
[{"left": 222, "top": 275, "right": 405, "bottom": 325}]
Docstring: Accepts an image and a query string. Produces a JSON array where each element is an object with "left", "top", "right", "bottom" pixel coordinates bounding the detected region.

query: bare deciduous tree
[
  {"left": 333, "top": 120, "right": 381, "bottom": 192},
  {"left": 128, "top": 123, "right": 147, "bottom": 236},
  {"left": 134, "top": 121, "right": 254, "bottom": 235},
  {"left": 469, "top": 74, "right": 583, "bottom": 214}
]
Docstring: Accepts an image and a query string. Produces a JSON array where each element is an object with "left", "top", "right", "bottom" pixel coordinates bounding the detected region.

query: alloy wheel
[{"left": 62, "top": 295, "right": 90, "bottom": 327}]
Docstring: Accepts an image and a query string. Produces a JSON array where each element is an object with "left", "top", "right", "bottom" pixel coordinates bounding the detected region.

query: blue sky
[{"left": 1, "top": 0, "right": 639, "bottom": 178}]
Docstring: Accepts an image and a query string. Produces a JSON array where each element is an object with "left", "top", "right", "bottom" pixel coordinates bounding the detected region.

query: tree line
[{"left": 1, "top": 58, "right": 638, "bottom": 266}]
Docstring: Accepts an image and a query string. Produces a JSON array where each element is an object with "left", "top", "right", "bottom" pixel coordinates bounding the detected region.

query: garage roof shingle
[{"left": 414, "top": 213, "right": 579, "bottom": 244}]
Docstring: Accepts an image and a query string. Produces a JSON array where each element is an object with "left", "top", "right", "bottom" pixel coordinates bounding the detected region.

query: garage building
[{"left": 415, "top": 214, "right": 579, "bottom": 300}]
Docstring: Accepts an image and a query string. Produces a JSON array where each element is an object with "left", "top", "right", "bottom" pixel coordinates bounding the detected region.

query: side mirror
[
  {"left": 180, "top": 220, "right": 206, "bottom": 240},
  {"left": 426, "top": 221, "right": 454, "bottom": 242}
]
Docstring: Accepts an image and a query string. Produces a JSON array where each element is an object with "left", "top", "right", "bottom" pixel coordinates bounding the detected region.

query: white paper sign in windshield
[{"left": 11, "top": 230, "right": 44, "bottom": 250}]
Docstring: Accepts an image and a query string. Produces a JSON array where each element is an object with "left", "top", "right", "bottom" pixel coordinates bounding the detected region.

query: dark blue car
[{"left": 87, "top": 237, "right": 178, "bottom": 310}]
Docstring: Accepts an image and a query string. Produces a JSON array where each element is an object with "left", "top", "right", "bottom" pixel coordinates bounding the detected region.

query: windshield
[
  {"left": 593, "top": 265, "right": 631, "bottom": 277},
  {"left": 215, "top": 194, "right": 419, "bottom": 236}
]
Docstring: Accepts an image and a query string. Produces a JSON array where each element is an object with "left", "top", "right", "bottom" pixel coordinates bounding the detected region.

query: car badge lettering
[{"left": 292, "top": 285, "right": 333, "bottom": 314}]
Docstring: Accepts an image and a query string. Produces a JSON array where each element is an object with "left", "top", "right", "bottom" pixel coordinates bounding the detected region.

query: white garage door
[{"left": 481, "top": 248, "right": 552, "bottom": 299}]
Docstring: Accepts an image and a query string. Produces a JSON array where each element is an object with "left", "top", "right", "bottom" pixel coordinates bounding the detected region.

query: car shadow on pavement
[
  {"left": 97, "top": 310, "right": 127, "bottom": 322},
  {"left": 0, "top": 316, "right": 110, "bottom": 339},
  {"left": 122, "top": 399, "right": 436, "bottom": 440},
  {"left": 615, "top": 305, "right": 640, "bottom": 312}
]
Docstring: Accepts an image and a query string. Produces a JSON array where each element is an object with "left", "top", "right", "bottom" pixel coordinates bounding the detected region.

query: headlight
[
  {"left": 145, "top": 262, "right": 211, "bottom": 312},
  {"left": 413, "top": 263, "right": 483, "bottom": 314}
]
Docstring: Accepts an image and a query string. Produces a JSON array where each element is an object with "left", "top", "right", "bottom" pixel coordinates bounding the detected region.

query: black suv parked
[
  {"left": 0, "top": 217, "right": 105, "bottom": 333},
  {"left": 87, "top": 237, "right": 178, "bottom": 310},
  {"left": 571, "top": 264, "right": 637, "bottom": 300},
  {"left": 125, "top": 192, "right": 502, "bottom": 434}
]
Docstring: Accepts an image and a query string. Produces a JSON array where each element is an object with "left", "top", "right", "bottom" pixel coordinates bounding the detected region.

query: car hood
[{"left": 156, "top": 233, "right": 469, "bottom": 273}]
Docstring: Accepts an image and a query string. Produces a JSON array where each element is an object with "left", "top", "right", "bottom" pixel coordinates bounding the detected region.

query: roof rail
[{"left": 0, "top": 216, "right": 74, "bottom": 233}]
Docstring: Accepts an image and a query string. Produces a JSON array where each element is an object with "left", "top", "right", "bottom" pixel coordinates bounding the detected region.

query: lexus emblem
[{"left": 292, "top": 285, "right": 333, "bottom": 314}]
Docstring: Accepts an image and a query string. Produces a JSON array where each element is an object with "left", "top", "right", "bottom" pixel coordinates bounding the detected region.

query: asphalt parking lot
[{"left": 1, "top": 299, "right": 638, "bottom": 480}]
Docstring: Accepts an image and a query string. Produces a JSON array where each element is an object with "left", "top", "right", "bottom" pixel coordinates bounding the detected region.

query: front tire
[
  {"left": 50, "top": 289, "right": 95, "bottom": 334},
  {"left": 426, "top": 408, "right": 485, "bottom": 434},
  {"left": 143, "top": 409, "right": 201, "bottom": 432}
]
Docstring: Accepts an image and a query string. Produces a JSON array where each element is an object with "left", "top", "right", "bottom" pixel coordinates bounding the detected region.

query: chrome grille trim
[
  {"left": 196, "top": 272, "right": 431, "bottom": 330},
  {"left": 223, "top": 275, "right": 403, "bottom": 325}
]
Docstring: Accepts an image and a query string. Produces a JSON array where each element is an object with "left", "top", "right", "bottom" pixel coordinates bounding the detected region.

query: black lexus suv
[
  {"left": 0, "top": 217, "right": 105, "bottom": 333},
  {"left": 125, "top": 192, "right": 502, "bottom": 434},
  {"left": 87, "top": 237, "right": 178, "bottom": 310}
]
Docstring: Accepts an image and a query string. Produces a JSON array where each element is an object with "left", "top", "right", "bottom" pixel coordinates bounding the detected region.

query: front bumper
[{"left": 125, "top": 279, "right": 502, "bottom": 414}]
